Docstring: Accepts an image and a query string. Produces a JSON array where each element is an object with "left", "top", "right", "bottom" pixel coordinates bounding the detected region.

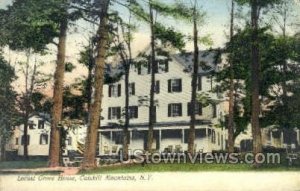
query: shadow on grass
[{"left": 80, "top": 162, "right": 300, "bottom": 174}]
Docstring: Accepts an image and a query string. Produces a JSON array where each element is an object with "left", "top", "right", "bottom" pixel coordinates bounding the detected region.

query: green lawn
[
  {"left": 0, "top": 160, "right": 48, "bottom": 169},
  {"left": 81, "top": 163, "right": 300, "bottom": 174}
]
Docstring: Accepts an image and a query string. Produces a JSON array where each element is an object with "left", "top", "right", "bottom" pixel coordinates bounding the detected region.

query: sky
[{"left": 0, "top": 0, "right": 299, "bottom": 95}]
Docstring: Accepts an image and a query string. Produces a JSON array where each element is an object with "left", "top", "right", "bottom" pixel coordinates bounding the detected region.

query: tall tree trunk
[
  {"left": 82, "top": 0, "right": 110, "bottom": 169},
  {"left": 86, "top": 41, "right": 94, "bottom": 112},
  {"left": 188, "top": 3, "right": 199, "bottom": 155},
  {"left": 23, "top": 113, "right": 29, "bottom": 160},
  {"left": 49, "top": 18, "right": 68, "bottom": 167},
  {"left": 147, "top": 1, "right": 156, "bottom": 152},
  {"left": 0, "top": 137, "right": 6, "bottom": 161},
  {"left": 23, "top": 50, "right": 31, "bottom": 160},
  {"left": 250, "top": 0, "right": 263, "bottom": 160},
  {"left": 123, "top": 62, "right": 130, "bottom": 160},
  {"left": 227, "top": 0, "right": 235, "bottom": 153}
]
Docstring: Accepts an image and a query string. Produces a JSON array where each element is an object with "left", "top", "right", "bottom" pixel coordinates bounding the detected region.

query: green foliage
[
  {"left": 0, "top": 55, "right": 17, "bottom": 149},
  {"left": 154, "top": 23, "right": 185, "bottom": 50},
  {"left": 0, "top": 0, "right": 62, "bottom": 52},
  {"left": 216, "top": 25, "right": 300, "bottom": 132}
]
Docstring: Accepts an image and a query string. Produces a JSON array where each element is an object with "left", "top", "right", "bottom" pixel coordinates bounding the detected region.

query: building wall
[
  {"left": 101, "top": 53, "right": 221, "bottom": 126},
  {"left": 17, "top": 116, "right": 51, "bottom": 156}
]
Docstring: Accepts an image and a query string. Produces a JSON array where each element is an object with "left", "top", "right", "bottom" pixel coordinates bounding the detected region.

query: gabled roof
[{"left": 172, "top": 49, "right": 221, "bottom": 75}]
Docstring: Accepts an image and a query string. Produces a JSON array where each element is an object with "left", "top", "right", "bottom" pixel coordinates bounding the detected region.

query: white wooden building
[
  {"left": 8, "top": 113, "right": 86, "bottom": 156},
  {"left": 98, "top": 50, "right": 228, "bottom": 156}
]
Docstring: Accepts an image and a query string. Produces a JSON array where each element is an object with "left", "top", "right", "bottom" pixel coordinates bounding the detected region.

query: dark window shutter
[
  {"left": 138, "top": 65, "right": 141, "bottom": 75},
  {"left": 168, "top": 104, "right": 171, "bottom": 117},
  {"left": 156, "top": 81, "right": 160, "bottom": 94},
  {"left": 179, "top": 103, "right": 182, "bottom": 116},
  {"left": 108, "top": 85, "right": 112, "bottom": 97},
  {"left": 179, "top": 79, "right": 182, "bottom": 92},
  {"left": 165, "top": 60, "right": 169, "bottom": 72},
  {"left": 132, "top": 83, "right": 135, "bottom": 95},
  {"left": 147, "top": 62, "right": 151, "bottom": 74},
  {"left": 40, "top": 135, "right": 42, "bottom": 145},
  {"left": 118, "top": 84, "right": 121, "bottom": 97},
  {"left": 213, "top": 104, "right": 217, "bottom": 118},
  {"left": 135, "top": 107, "right": 138, "bottom": 118},
  {"left": 28, "top": 135, "right": 30, "bottom": 145},
  {"left": 46, "top": 135, "right": 48, "bottom": 144},
  {"left": 198, "top": 76, "right": 202, "bottom": 91},
  {"left": 199, "top": 103, "right": 203, "bottom": 115},
  {"left": 168, "top": 80, "right": 171, "bottom": 92},
  {"left": 117, "top": 107, "right": 121, "bottom": 119},
  {"left": 154, "top": 61, "right": 158, "bottom": 73},
  {"left": 108, "top": 108, "right": 111, "bottom": 119},
  {"left": 187, "top": 103, "right": 191, "bottom": 116}
]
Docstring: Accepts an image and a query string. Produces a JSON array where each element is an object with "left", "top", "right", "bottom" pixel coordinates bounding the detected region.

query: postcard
[{"left": 0, "top": 0, "right": 300, "bottom": 190}]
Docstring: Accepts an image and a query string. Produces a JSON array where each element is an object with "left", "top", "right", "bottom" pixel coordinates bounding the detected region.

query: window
[
  {"left": 137, "top": 64, "right": 149, "bottom": 75},
  {"left": 67, "top": 137, "right": 72, "bottom": 146},
  {"left": 128, "top": 106, "right": 138, "bottom": 119},
  {"left": 28, "top": 120, "right": 34, "bottom": 129},
  {"left": 38, "top": 120, "right": 44, "bottom": 129},
  {"left": 112, "top": 131, "right": 123, "bottom": 145},
  {"left": 187, "top": 102, "right": 203, "bottom": 116},
  {"left": 157, "top": 60, "right": 169, "bottom": 73},
  {"left": 15, "top": 138, "right": 19, "bottom": 145},
  {"left": 212, "top": 103, "right": 217, "bottom": 118},
  {"left": 155, "top": 81, "right": 160, "bottom": 94},
  {"left": 129, "top": 83, "right": 135, "bottom": 96},
  {"left": 168, "top": 79, "right": 182, "bottom": 93},
  {"left": 21, "top": 135, "right": 30, "bottom": 145},
  {"left": 108, "top": 107, "right": 121, "bottom": 119},
  {"left": 108, "top": 84, "right": 121, "bottom": 97},
  {"left": 197, "top": 76, "right": 202, "bottom": 91},
  {"left": 40, "top": 134, "right": 48, "bottom": 145},
  {"left": 168, "top": 103, "right": 182, "bottom": 117}
]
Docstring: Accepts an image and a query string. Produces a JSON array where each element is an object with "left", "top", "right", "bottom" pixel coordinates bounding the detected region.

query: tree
[
  {"left": 227, "top": 0, "right": 236, "bottom": 153},
  {"left": 16, "top": 54, "right": 49, "bottom": 159},
  {"left": 235, "top": 0, "right": 283, "bottom": 163},
  {"left": 0, "top": 0, "right": 61, "bottom": 160},
  {"left": 0, "top": 55, "right": 17, "bottom": 161},
  {"left": 109, "top": 9, "right": 135, "bottom": 160},
  {"left": 165, "top": 0, "right": 206, "bottom": 155},
  {"left": 82, "top": 0, "right": 111, "bottom": 169},
  {"left": 1, "top": 0, "right": 83, "bottom": 166}
]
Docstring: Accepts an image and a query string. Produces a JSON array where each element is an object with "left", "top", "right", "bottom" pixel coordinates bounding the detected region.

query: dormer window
[
  {"left": 137, "top": 64, "right": 149, "bottom": 75},
  {"left": 28, "top": 120, "right": 35, "bottom": 129},
  {"left": 157, "top": 60, "right": 169, "bottom": 73},
  {"left": 38, "top": 120, "right": 45, "bottom": 129}
]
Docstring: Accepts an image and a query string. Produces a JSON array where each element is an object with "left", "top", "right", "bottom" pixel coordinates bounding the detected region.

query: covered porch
[{"left": 98, "top": 126, "right": 226, "bottom": 156}]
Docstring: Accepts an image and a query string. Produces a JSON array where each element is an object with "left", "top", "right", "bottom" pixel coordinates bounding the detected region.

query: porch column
[
  {"left": 130, "top": 131, "right": 133, "bottom": 149},
  {"left": 270, "top": 130, "right": 273, "bottom": 146},
  {"left": 159, "top": 129, "right": 162, "bottom": 152},
  {"left": 181, "top": 129, "right": 185, "bottom": 143},
  {"left": 110, "top": 131, "right": 113, "bottom": 143},
  {"left": 206, "top": 127, "right": 210, "bottom": 152}
]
